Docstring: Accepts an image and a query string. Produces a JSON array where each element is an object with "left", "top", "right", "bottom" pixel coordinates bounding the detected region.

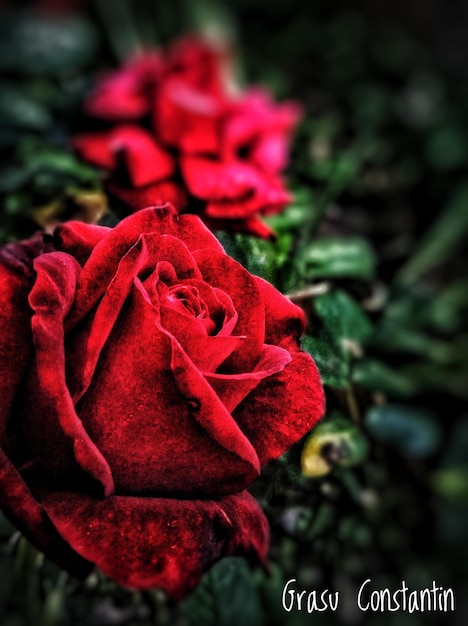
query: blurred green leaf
[
  {"left": 315, "top": 290, "right": 373, "bottom": 343},
  {"left": 27, "top": 151, "right": 99, "bottom": 185},
  {"left": 365, "top": 404, "right": 442, "bottom": 457},
  {"left": 426, "top": 124, "right": 468, "bottom": 171},
  {"left": 370, "top": 323, "right": 455, "bottom": 365},
  {"left": 310, "top": 152, "right": 361, "bottom": 188},
  {"left": 431, "top": 468, "right": 468, "bottom": 505},
  {"left": 298, "top": 237, "right": 376, "bottom": 281},
  {"left": 0, "top": 168, "right": 30, "bottom": 194},
  {"left": 0, "top": 11, "right": 97, "bottom": 75},
  {"left": 352, "top": 359, "right": 417, "bottom": 397},
  {"left": 429, "top": 280, "right": 468, "bottom": 334},
  {"left": 0, "top": 85, "right": 51, "bottom": 132},
  {"left": 266, "top": 188, "right": 316, "bottom": 233},
  {"left": 181, "top": 558, "right": 262, "bottom": 626},
  {"left": 397, "top": 182, "right": 468, "bottom": 285}
]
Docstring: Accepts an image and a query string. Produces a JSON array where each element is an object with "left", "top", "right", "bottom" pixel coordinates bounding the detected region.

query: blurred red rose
[
  {"left": 74, "top": 37, "right": 302, "bottom": 239},
  {"left": 0, "top": 206, "right": 324, "bottom": 599}
]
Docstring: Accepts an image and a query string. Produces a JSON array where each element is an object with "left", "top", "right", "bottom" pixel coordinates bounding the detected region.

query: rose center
[{"left": 167, "top": 285, "right": 207, "bottom": 319}]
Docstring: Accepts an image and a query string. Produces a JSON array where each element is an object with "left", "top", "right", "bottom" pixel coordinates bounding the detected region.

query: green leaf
[
  {"left": 371, "top": 324, "right": 457, "bottom": 365},
  {"left": 27, "top": 151, "right": 99, "bottom": 185},
  {"left": 428, "top": 280, "right": 468, "bottom": 334},
  {"left": 352, "top": 359, "right": 417, "bottom": 398},
  {"left": 180, "top": 557, "right": 262, "bottom": 626},
  {"left": 298, "top": 236, "right": 376, "bottom": 281},
  {"left": 302, "top": 290, "right": 373, "bottom": 388},
  {"left": 302, "top": 335, "right": 349, "bottom": 388},
  {"left": 0, "top": 85, "right": 51, "bottom": 132},
  {"left": 265, "top": 188, "right": 318, "bottom": 233},
  {"left": 365, "top": 404, "right": 442, "bottom": 457},
  {"left": 215, "top": 232, "right": 277, "bottom": 283},
  {"left": 315, "top": 290, "right": 373, "bottom": 343}
]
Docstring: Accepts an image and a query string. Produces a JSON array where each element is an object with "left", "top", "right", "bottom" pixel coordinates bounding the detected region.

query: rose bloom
[
  {"left": 0, "top": 206, "right": 324, "bottom": 599},
  {"left": 73, "top": 37, "right": 302, "bottom": 240}
]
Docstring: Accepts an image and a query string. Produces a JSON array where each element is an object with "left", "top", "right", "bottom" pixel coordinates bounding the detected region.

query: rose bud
[{"left": 0, "top": 206, "right": 324, "bottom": 599}]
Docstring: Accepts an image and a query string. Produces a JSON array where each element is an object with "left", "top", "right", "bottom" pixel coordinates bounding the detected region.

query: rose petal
[
  {"left": 112, "top": 126, "right": 175, "bottom": 187},
  {"left": 168, "top": 332, "right": 260, "bottom": 474},
  {"left": 86, "top": 52, "right": 162, "bottom": 121},
  {"left": 66, "top": 208, "right": 225, "bottom": 329},
  {"left": 225, "top": 88, "right": 302, "bottom": 156},
  {"left": 42, "top": 490, "right": 269, "bottom": 599},
  {"left": 74, "top": 126, "right": 175, "bottom": 187},
  {"left": 233, "top": 349, "right": 325, "bottom": 466},
  {"left": 154, "top": 78, "right": 222, "bottom": 153},
  {"left": 164, "top": 36, "right": 225, "bottom": 96},
  {"left": 75, "top": 283, "right": 259, "bottom": 496},
  {"left": 0, "top": 233, "right": 51, "bottom": 279},
  {"left": 251, "top": 132, "right": 291, "bottom": 175},
  {"left": 0, "top": 263, "right": 77, "bottom": 572},
  {"left": 27, "top": 252, "right": 115, "bottom": 496},
  {"left": 73, "top": 133, "right": 115, "bottom": 170},
  {"left": 254, "top": 276, "right": 305, "bottom": 351},
  {"left": 108, "top": 180, "right": 188, "bottom": 212},
  {"left": 204, "top": 179, "right": 291, "bottom": 220},
  {"left": 205, "top": 343, "right": 292, "bottom": 412},
  {"left": 160, "top": 304, "right": 243, "bottom": 372},
  {"left": 0, "top": 449, "right": 93, "bottom": 579},
  {"left": 68, "top": 232, "right": 202, "bottom": 402},
  {"left": 0, "top": 263, "right": 33, "bottom": 433},
  {"left": 54, "top": 222, "right": 111, "bottom": 266},
  {"left": 194, "top": 249, "right": 264, "bottom": 371},
  {"left": 181, "top": 156, "right": 263, "bottom": 202}
]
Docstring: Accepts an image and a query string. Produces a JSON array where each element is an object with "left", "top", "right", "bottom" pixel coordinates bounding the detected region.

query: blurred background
[{"left": 0, "top": 0, "right": 468, "bottom": 625}]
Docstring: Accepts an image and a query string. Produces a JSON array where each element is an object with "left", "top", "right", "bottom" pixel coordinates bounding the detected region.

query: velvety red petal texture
[
  {"left": 28, "top": 253, "right": 115, "bottom": 496},
  {"left": 0, "top": 451, "right": 93, "bottom": 579},
  {"left": 0, "top": 263, "right": 33, "bottom": 432},
  {"left": 75, "top": 282, "right": 260, "bottom": 496},
  {"left": 194, "top": 249, "right": 265, "bottom": 371},
  {"left": 233, "top": 349, "right": 325, "bottom": 466},
  {"left": 0, "top": 259, "right": 92, "bottom": 580},
  {"left": 53, "top": 222, "right": 110, "bottom": 266},
  {"left": 0, "top": 205, "right": 325, "bottom": 598},
  {"left": 254, "top": 276, "right": 306, "bottom": 351},
  {"left": 42, "top": 490, "right": 269, "bottom": 599}
]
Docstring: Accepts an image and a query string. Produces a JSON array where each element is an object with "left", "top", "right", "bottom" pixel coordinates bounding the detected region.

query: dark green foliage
[{"left": 181, "top": 558, "right": 263, "bottom": 626}]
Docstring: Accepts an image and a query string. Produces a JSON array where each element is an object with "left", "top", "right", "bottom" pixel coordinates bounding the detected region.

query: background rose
[
  {"left": 0, "top": 206, "right": 324, "bottom": 599},
  {"left": 73, "top": 37, "right": 301, "bottom": 239}
]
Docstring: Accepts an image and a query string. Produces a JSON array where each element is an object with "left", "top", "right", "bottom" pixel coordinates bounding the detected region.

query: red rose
[
  {"left": 0, "top": 206, "right": 324, "bottom": 599},
  {"left": 74, "top": 37, "right": 302, "bottom": 239}
]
